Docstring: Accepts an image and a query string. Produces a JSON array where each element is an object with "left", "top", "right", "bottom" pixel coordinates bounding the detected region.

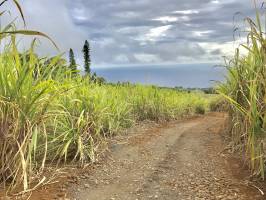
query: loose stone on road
[{"left": 66, "top": 113, "right": 265, "bottom": 200}]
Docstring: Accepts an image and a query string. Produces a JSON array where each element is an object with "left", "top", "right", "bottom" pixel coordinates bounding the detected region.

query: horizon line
[{"left": 90, "top": 62, "right": 222, "bottom": 69}]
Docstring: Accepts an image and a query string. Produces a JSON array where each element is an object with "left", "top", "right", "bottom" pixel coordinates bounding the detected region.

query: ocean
[{"left": 92, "top": 63, "right": 226, "bottom": 88}]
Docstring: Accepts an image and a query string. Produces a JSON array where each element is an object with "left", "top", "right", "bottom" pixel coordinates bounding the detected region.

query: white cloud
[
  {"left": 173, "top": 10, "right": 199, "bottom": 15},
  {"left": 71, "top": 7, "right": 90, "bottom": 22},
  {"left": 153, "top": 16, "right": 190, "bottom": 23},
  {"left": 211, "top": 0, "right": 220, "bottom": 4},
  {"left": 153, "top": 16, "right": 179, "bottom": 23},
  {"left": 145, "top": 25, "right": 172, "bottom": 41},
  {"left": 193, "top": 30, "right": 214, "bottom": 37},
  {"left": 198, "top": 37, "right": 247, "bottom": 57}
]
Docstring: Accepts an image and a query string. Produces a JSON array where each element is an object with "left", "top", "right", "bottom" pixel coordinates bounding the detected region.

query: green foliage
[
  {"left": 83, "top": 40, "right": 91, "bottom": 75},
  {"left": 209, "top": 98, "right": 227, "bottom": 112},
  {"left": 0, "top": 37, "right": 67, "bottom": 191},
  {"left": 69, "top": 48, "right": 77, "bottom": 75},
  {"left": 0, "top": 1, "right": 214, "bottom": 193},
  {"left": 195, "top": 104, "right": 205, "bottom": 115},
  {"left": 0, "top": 53, "right": 212, "bottom": 192},
  {"left": 218, "top": 4, "right": 266, "bottom": 179}
]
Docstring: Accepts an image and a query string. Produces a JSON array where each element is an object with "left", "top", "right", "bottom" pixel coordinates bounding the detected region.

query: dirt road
[
  {"left": 16, "top": 112, "right": 265, "bottom": 200},
  {"left": 62, "top": 113, "right": 263, "bottom": 200}
]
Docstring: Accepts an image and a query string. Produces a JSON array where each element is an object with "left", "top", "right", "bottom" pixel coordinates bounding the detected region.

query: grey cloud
[
  {"left": 210, "top": 49, "right": 222, "bottom": 55},
  {"left": 4, "top": 0, "right": 258, "bottom": 66}
]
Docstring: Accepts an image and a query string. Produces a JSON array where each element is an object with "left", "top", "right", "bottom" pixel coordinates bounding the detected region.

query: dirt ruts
[
  {"left": 5, "top": 112, "right": 266, "bottom": 200},
  {"left": 66, "top": 113, "right": 265, "bottom": 200}
]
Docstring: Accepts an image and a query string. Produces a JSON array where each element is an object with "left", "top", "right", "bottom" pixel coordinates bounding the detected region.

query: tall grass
[
  {"left": 0, "top": 1, "right": 214, "bottom": 193},
  {"left": 0, "top": 58, "right": 212, "bottom": 192},
  {"left": 0, "top": 40, "right": 213, "bottom": 193},
  {"left": 218, "top": 3, "right": 266, "bottom": 179},
  {"left": 0, "top": 36, "right": 69, "bottom": 191}
]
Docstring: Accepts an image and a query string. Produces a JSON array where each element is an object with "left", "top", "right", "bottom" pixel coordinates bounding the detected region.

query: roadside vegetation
[
  {"left": 218, "top": 3, "right": 266, "bottom": 179},
  {"left": 0, "top": 1, "right": 214, "bottom": 193}
]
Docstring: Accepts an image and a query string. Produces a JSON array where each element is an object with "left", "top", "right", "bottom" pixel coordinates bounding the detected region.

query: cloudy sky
[{"left": 5, "top": 0, "right": 259, "bottom": 67}]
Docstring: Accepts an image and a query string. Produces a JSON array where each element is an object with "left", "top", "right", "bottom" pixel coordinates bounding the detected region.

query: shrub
[{"left": 195, "top": 104, "right": 206, "bottom": 115}]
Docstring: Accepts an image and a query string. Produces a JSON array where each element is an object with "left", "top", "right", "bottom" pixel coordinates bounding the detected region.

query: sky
[{"left": 4, "top": 0, "right": 260, "bottom": 67}]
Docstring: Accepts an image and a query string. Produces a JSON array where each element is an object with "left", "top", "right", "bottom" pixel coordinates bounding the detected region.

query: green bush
[{"left": 195, "top": 104, "right": 206, "bottom": 115}]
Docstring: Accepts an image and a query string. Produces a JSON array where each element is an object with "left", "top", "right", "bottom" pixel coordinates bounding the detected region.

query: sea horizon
[{"left": 92, "top": 63, "right": 226, "bottom": 88}]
